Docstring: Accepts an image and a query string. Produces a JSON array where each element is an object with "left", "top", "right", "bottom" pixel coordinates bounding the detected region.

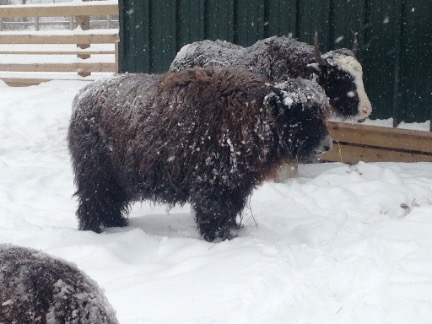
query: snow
[
  {"left": 0, "top": 0, "right": 118, "bottom": 9},
  {"left": 331, "top": 116, "right": 431, "bottom": 132},
  {"left": 0, "top": 28, "right": 118, "bottom": 37},
  {"left": 1, "top": 80, "right": 432, "bottom": 323}
]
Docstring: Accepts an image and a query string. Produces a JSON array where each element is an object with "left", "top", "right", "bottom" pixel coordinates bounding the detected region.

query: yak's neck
[{"left": 247, "top": 36, "right": 317, "bottom": 81}]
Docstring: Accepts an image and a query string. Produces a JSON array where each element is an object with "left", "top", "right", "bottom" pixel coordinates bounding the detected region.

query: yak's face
[
  {"left": 265, "top": 86, "right": 333, "bottom": 162},
  {"left": 283, "top": 102, "right": 333, "bottom": 162},
  {"left": 310, "top": 50, "right": 372, "bottom": 121}
]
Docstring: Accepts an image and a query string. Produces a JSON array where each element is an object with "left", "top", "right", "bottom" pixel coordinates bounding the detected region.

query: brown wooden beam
[
  {"left": 0, "top": 62, "right": 116, "bottom": 73},
  {"left": 0, "top": 32, "right": 119, "bottom": 45},
  {"left": 322, "top": 142, "right": 432, "bottom": 164},
  {"left": 0, "top": 2, "right": 118, "bottom": 18},
  {"left": 326, "top": 121, "right": 432, "bottom": 154},
  {"left": 0, "top": 50, "right": 115, "bottom": 55}
]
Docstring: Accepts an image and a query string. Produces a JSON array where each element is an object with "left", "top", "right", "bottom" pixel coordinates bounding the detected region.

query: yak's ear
[
  {"left": 266, "top": 83, "right": 285, "bottom": 99},
  {"left": 264, "top": 83, "right": 287, "bottom": 116}
]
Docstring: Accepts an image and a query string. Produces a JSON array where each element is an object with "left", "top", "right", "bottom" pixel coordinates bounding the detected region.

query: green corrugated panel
[
  {"left": 119, "top": 0, "right": 151, "bottom": 73},
  {"left": 150, "top": 2, "right": 177, "bottom": 73},
  {"left": 297, "top": 0, "right": 331, "bottom": 49},
  {"left": 205, "top": 0, "right": 236, "bottom": 42},
  {"left": 267, "top": 0, "right": 297, "bottom": 37},
  {"left": 363, "top": 0, "right": 402, "bottom": 121},
  {"left": 177, "top": 0, "right": 206, "bottom": 47},
  {"left": 330, "top": 0, "right": 366, "bottom": 55},
  {"left": 235, "top": 0, "right": 266, "bottom": 46},
  {"left": 398, "top": 0, "right": 432, "bottom": 124}
]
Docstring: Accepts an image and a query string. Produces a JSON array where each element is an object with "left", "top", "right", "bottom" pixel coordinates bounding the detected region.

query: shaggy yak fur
[
  {"left": 170, "top": 35, "right": 372, "bottom": 120},
  {"left": 68, "top": 68, "right": 332, "bottom": 241},
  {"left": 0, "top": 244, "right": 118, "bottom": 324}
]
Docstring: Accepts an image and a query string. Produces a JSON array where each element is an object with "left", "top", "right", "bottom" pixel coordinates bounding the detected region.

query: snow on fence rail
[{"left": 0, "top": 0, "right": 119, "bottom": 86}]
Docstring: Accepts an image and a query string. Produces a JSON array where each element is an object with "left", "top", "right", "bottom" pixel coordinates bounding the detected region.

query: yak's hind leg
[
  {"left": 69, "top": 122, "right": 129, "bottom": 233},
  {"left": 192, "top": 189, "right": 246, "bottom": 242}
]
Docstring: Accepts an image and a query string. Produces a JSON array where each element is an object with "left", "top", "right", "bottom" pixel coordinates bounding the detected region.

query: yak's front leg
[{"left": 192, "top": 190, "right": 246, "bottom": 242}]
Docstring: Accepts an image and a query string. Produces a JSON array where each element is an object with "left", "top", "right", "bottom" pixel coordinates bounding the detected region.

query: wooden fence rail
[
  {"left": 322, "top": 122, "right": 432, "bottom": 164},
  {"left": 0, "top": 1, "right": 118, "bottom": 18},
  {"left": 0, "top": 0, "right": 119, "bottom": 86}
]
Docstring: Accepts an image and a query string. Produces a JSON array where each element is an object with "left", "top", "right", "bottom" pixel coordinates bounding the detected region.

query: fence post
[
  {"left": 75, "top": 15, "right": 91, "bottom": 77},
  {"left": 115, "top": 40, "right": 119, "bottom": 73}
]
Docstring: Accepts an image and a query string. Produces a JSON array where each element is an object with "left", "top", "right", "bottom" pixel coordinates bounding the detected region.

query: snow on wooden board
[
  {"left": 0, "top": 80, "right": 432, "bottom": 323},
  {"left": 0, "top": 0, "right": 118, "bottom": 18},
  {"left": 331, "top": 116, "right": 431, "bottom": 132},
  {"left": 0, "top": 28, "right": 118, "bottom": 37}
]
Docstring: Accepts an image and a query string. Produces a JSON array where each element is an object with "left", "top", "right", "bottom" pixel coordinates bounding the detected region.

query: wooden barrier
[
  {"left": 322, "top": 122, "right": 432, "bottom": 163},
  {"left": 0, "top": 1, "right": 119, "bottom": 85}
]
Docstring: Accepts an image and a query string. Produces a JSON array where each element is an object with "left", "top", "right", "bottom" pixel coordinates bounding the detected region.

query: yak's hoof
[
  {"left": 105, "top": 217, "right": 129, "bottom": 229},
  {"left": 201, "top": 226, "right": 239, "bottom": 242},
  {"left": 79, "top": 222, "right": 103, "bottom": 233}
]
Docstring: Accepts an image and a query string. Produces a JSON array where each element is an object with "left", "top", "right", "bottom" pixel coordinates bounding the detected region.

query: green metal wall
[{"left": 118, "top": 0, "right": 431, "bottom": 127}]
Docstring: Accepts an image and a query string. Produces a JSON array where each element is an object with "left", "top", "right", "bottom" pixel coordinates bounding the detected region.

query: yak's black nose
[{"left": 321, "top": 134, "right": 333, "bottom": 152}]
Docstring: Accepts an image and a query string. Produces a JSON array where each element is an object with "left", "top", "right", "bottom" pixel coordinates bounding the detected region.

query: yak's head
[
  {"left": 264, "top": 79, "right": 333, "bottom": 162},
  {"left": 308, "top": 33, "right": 372, "bottom": 121}
]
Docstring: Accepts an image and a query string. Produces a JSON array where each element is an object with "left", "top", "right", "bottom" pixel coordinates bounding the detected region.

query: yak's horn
[
  {"left": 314, "top": 31, "right": 328, "bottom": 66},
  {"left": 351, "top": 30, "right": 359, "bottom": 55}
]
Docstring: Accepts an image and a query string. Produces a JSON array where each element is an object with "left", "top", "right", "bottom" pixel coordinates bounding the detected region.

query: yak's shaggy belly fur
[
  {"left": 0, "top": 244, "right": 118, "bottom": 324},
  {"left": 68, "top": 68, "right": 330, "bottom": 241}
]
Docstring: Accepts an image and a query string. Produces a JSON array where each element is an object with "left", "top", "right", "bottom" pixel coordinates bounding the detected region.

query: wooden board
[
  {"left": 0, "top": 33, "right": 119, "bottom": 45},
  {"left": 322, "top": 143, "right": 432, "bottom": 164},
  {"left": 0, "top": 2, "right": 118, "bottom": 18},
  {"left": 0, "top": 50, "right": 114, "bottom": 55},
  {"left": 0, "top": 62, "right": 116, "bottom": 73},
  {"left": 327, "top": 122, "right": 432, "bottom": 154},
  {"left": 322, "top": 122, "right": 432, "bottom": 164}
]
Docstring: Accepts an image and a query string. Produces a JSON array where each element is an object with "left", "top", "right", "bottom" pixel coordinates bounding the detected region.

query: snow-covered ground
[{"left": 1, "top": 79, "right": 432, "bottom": 323}]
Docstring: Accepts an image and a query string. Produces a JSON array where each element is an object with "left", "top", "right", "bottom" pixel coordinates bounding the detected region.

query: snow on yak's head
[
  {"left": 308, "top": 33, "right": 372, "bottom": 121},
  {"left": 265, "top": 78, "right": 333, "bottom": 162}
]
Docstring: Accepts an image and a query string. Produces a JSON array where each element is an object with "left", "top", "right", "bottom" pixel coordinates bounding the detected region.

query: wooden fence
[
  {"left": 0, "top": 0, "right": 119, "bottom": 86},
  {"left": 322, "top": 122, "right": 432, "bottom": 163}
]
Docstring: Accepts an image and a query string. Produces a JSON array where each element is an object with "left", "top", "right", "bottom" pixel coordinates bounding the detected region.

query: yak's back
[
  {"left": 170, "top": 39, "right": 249, "bottom": 71},
  {"left": 72, "top": 74, "right": 163, "bottom": 116}
]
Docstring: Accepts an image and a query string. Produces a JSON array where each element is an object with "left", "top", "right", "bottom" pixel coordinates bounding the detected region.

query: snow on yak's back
[
  {"left": 68, "top": 68, "right": 332, "bottom": 242},
  {"left": 170, "top": 34, "right": 372, "bottom": 121}
]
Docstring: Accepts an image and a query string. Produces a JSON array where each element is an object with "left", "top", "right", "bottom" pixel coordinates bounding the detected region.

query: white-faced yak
[
  {"left": 68, "top": 68, "right": 332, "bottom": 241},
  {"left": 170, "top": 34, "right": 372, "bottom": 121},
  {"left": 0, "top": 244, "right": 118, "bottom": 324}
]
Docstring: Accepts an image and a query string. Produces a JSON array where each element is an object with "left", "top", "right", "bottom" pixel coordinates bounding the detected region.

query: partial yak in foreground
[
  {"left": 68, "top": 68, "right": 332, "bottom": 241},
  {"left": 0, "top": 244, "right": 118, "bottom": 324},
  {"left": 170, "top": 33, "right": 372, "bottom": 121}
]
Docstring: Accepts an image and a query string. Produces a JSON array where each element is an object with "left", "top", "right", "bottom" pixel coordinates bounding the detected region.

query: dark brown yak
[
  {"left": 0, "top": 244, "right": 118, "bottom": 324},
  {"left": 68, "top": 68, "right": 332, "bottom": 241}
]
